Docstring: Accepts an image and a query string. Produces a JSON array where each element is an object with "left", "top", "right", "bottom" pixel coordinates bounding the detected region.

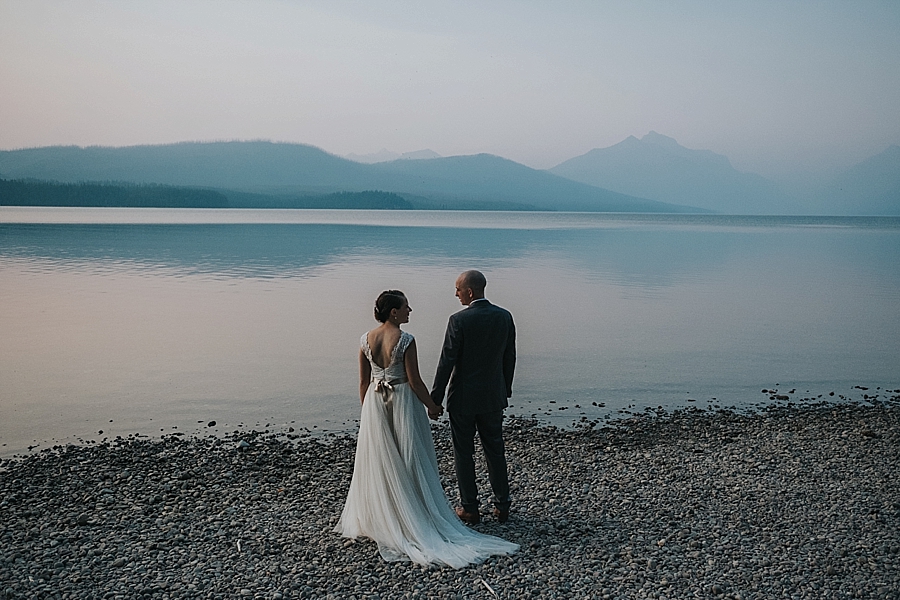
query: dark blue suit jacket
[{"left": 431, "top": 299, "right": 516, "bottom": 415}]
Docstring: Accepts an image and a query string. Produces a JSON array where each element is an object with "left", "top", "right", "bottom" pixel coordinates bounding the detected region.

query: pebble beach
[{"left": 2, "top": 394, "right": 898, "bottom": 600}]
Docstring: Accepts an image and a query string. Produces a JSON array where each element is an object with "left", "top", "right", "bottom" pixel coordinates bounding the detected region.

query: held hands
[{"left": 427, "top": 404, "right": 444, "bottom": 421}]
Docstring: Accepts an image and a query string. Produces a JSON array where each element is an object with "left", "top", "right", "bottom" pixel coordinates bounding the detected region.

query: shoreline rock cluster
[{"left": 2, "top": 397, "right": 898, "bottom": 599}]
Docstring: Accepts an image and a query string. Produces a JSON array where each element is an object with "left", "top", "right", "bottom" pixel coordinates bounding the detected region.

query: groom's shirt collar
[{"left": 468, "top": 298, "right": 489, "bottom": 308}]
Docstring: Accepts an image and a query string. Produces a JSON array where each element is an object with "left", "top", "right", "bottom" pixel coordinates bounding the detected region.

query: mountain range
[
  {"left": 0, "top": 135, "right": 897, "bottom": 214},
  {"left": 550, "top": 132, "right": 899, "bottom": 215},
  {"left": 0, "top": 142, "right": 696, "bottom": 213},
  {"left": 550, "top": 132, "right": 788, "bottom": 214},
  {"left": 809, "top": 144, "right": 900, "bottom": 216}
]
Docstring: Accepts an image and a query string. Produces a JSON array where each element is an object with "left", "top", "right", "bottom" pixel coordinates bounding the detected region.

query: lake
[{"left": 1, "top": 208, "right": 899, "bottom": 456}]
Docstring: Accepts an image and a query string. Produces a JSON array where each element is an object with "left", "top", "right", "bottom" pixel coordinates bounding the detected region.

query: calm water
[{"left": 2, "top": 208, "right": 899, "bottom": 456}]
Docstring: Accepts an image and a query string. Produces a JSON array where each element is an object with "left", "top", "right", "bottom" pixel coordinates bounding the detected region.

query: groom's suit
[{"left": 431, "top": 298, "right": 516, "bottom": 514}]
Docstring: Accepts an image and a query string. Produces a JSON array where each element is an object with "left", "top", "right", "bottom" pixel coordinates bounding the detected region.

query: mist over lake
[{"left": 1, "top": 209, "right": 898, "bottom": 456}]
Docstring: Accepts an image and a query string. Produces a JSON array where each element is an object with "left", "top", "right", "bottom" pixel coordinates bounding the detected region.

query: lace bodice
[{"left": 361, "top": 330, "right": 413, "bottom": 382}]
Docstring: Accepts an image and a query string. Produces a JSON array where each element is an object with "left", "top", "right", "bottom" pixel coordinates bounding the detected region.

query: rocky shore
[{"left": 2, "top": 396, "right": 898, "bottom": 600}]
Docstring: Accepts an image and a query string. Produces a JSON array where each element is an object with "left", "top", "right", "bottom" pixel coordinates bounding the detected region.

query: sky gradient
[{"left": 2, "top": 1, "right": 899, "bottom": 179}]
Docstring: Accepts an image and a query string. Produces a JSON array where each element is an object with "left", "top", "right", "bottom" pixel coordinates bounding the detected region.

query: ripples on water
[{"left": 1, "top": 209, "right": 898, "bottom": 456}]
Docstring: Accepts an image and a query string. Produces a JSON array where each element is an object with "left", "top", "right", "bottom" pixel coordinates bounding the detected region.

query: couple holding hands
[{"left": 334, "top": 270, "right": 519, "bottom": 568}]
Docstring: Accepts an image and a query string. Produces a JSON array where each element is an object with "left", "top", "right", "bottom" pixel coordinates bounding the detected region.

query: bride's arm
[
  {"left": 403, "top": 340, "right": 443, "bottom": 415},
  {"left": 359, "top": 348, "right": 371, "bottom": 404}
]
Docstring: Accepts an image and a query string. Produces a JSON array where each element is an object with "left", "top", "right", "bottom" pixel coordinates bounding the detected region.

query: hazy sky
[{"left": 2, "top": 1, "right": 899, "bottom": 178}]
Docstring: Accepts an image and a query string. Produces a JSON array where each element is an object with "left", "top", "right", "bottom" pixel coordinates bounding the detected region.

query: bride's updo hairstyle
[{"left": 374, "top": 290, "right": 406, "bottom": 323}]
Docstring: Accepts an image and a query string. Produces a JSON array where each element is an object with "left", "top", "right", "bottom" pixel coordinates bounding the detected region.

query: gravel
[{"left": 1, "top": 394, "right": 898, "bottom": 599}]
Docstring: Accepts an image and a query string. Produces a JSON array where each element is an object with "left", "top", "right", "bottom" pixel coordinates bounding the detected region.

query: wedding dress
[{"left": 334, "top": 330, "right": 518, "bottom": 568}]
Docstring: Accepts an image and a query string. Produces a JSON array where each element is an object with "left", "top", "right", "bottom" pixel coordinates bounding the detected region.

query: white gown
[{"left": 334, "top": 330, "right": 519, "bottom": 568}]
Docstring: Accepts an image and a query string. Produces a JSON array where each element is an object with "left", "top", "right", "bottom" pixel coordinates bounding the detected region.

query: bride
[{"left": 334, "top": 290, "right": 519, "bottom": 567}]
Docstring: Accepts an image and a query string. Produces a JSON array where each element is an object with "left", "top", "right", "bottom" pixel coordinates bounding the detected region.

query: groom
[{"left": 430, "top": 270, "right": 516, "bottom": 524}]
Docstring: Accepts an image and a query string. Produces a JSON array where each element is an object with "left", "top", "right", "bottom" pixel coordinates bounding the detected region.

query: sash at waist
[{"left": 372, "top": 376, "right": 408, "bottom": 403}]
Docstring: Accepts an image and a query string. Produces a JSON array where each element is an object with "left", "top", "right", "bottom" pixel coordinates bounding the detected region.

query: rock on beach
[{"left": 1, "top": 398, "right": 898, "bottom": 599}]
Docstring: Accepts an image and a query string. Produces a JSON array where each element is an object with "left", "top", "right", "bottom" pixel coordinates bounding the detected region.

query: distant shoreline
[
  {"left": 4, "top": 206, "right": 900, "bottom": 226},
  {"left": 0, "top": 179, "right": 416, "bottom": 210}
]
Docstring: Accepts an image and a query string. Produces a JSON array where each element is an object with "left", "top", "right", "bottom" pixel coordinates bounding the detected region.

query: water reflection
[
  {"left": 4, "top": 219, "right": 899, "bottom": 289},
  {"left": 2, "top": 222, "right": 736, "bottom": 287},
  {"left": 1, "top": 212, "right": 899, "bottom": 456}
]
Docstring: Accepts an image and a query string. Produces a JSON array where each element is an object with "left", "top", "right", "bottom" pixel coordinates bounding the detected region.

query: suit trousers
[{"left": 449, "top": 409, "right": 511, "bottom": 513}]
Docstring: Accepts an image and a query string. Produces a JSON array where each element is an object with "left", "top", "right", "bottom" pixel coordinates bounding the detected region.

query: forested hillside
[
  {"left": 0, "top": 178, "right": 413, "bottom": 210},
  {"left": 0, "top": 179, "right": 227, "bottom": 208}
]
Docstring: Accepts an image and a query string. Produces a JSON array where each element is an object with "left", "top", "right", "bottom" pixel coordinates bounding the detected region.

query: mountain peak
[
  {"left": 398, "top": 149, "right": 441, "bottom": 161},
  {"left": 640, "top": 131, "right": 681, "bottom": 149},
  {"left": 346, "top": 148, "right": 441, "bottom": 164},
  {"left": 345, "top": 148, "right": 399, "bottom": 164},
  {"left": 549, "top": 134, "right": 785, "bottom": 214}
]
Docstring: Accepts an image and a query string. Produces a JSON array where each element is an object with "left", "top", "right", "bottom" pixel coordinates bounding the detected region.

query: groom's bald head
[
  {"left": 455, "top": 270, "right": 486, "bottom": 305},
  {"left": 459, "top": 270, "right": 486, "bottom": 293}
]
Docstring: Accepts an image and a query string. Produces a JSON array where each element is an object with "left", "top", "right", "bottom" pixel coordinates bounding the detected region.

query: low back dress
[{"left": 334, "top": 330, "right": 518, "bottom": 568}]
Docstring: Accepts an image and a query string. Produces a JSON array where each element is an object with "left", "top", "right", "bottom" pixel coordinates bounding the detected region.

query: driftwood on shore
[{"left": 2, "top": 399, "right": 898, "bottom": 599}]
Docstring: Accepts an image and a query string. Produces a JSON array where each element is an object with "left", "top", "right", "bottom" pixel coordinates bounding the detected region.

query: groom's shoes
[
  {"left": 493, "top": 508, "right": 510, "bottom": 523},
  {"left": 456, "top": 507, "right": 480, "bottom": 525}
]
